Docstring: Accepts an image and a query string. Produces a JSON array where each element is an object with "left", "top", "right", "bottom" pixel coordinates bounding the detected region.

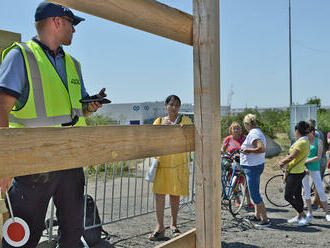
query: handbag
[
  {"left": 144, "top": 114, "right": 183, "bottom": 182},
  {"left": 145, "top": 158, "right": 159, "bottom": 182}
]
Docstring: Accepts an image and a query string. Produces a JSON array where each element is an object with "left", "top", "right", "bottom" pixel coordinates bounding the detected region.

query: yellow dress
[{"left": 152, "top": 116, "right": 192, "bottom": 196}]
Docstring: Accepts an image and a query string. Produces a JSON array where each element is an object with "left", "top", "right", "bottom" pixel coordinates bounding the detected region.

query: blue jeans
[{"left": 241, "top": 163, "right": 264, "bottom": 204}]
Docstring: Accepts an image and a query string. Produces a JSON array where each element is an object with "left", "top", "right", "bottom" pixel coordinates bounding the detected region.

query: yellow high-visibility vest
[{"left": 1, "top": 40, "right": 86, "bottom": 127}]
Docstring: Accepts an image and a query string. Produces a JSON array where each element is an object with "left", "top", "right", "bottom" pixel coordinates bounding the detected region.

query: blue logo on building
[{"left": 133, "top": 106, "right": 140, "bottom": 112}]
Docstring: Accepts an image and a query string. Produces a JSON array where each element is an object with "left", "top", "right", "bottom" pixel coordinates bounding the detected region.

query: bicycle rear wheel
[
  {"left": 265, "top": 174, "right": 289, "bottom": 207},
  {"left": 229, "top": 174, "right": 246, "bottom": 216}
]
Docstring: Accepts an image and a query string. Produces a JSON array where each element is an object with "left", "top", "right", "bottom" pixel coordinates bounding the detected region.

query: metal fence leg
[
  {"left": 48, "top": 197, "right": 55, "bottom": 242},
  {"left": 80, "top": 236, "right": 90, "bottom": 248}
]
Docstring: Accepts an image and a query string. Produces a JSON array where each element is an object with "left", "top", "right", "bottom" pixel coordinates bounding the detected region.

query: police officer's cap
[{"left": 35, "top": 1, "right": 85, "bottom": 26}]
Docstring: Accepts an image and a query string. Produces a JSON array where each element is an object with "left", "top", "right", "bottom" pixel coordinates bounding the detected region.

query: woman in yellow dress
[{"left": 148, "top": 95, "right": 192, "bottom": 241}]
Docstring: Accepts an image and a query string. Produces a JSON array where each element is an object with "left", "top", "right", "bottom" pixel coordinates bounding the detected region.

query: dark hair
[
  {"left": 295, "top": 121, "right": 310, "bottom": 136},
  {"left": 165, "top": 95, "right": 181, "bottom": 106},
  {"left": 307, "top": 119, "right": 316, "bottom": 128}
]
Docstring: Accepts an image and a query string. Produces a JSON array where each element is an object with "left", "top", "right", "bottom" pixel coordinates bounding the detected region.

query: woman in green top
[
  {"left": 276, "top": 121, "right": 310, "bottom": 226},
  {"left": 302, "top": 125, "right": 330, "bottom": 222}
]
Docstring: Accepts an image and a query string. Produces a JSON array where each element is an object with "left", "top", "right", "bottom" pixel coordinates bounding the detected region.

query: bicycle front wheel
[
  {"left": 229, "top": 174, "right": 246, "bottom": 216},
  {"left": 265, "top": 174, "right": 289, "bottom": 207}
]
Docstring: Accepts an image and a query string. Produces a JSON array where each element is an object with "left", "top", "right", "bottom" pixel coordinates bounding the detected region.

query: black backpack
[{"left": 83, "top": 194, "right": 110, "bottom": 246}]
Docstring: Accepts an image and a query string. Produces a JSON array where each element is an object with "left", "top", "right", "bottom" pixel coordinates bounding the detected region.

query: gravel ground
[{"left": 38, "top": 167, "right": 330, "bottom": 248}]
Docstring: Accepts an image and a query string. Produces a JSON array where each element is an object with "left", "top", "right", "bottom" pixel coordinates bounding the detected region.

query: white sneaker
[
  {"left": 297, "top": 217, "right": 308, "bottom": 227},
  {"left": 325, "top": 214, "right": 330, "bottom": 222},
  {"left": 287, "top": 216, "right": 298, "bottom": 223},
  {"left": 306, "top": 212, "right": 312, "bottom": 221}
]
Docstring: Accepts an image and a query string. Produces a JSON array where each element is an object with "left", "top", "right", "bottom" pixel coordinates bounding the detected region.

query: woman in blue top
[{"left": 302, "top": 125, "right": 330, "bottom": 222}]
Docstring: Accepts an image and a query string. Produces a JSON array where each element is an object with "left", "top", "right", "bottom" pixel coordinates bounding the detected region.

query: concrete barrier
[{"left": 265, "top": 135, "right": 282, "bottom": 158}]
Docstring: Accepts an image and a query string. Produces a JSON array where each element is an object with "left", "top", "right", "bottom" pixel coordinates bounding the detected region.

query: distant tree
[{"left": 305, "top": 96, "right": 321, "bottom": 108}]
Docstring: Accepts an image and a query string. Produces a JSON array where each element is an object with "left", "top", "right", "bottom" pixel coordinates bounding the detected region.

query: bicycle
[
  {"left": 265, "top": 171, "right": 330, "bottom": 207},
  {"left": 221, "top": 150, "right": 247, "bottom": 216}
]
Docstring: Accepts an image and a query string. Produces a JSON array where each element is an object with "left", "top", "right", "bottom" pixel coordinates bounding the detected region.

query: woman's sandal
[
  {"left": 148, "top": 230, "right": 165, "bottom": 241},
  {"left": 171, "top": 228, "right": 181, "bottom": 238}
]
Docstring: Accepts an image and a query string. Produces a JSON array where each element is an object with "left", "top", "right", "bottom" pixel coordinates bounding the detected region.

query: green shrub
[
  {"left": 87, "top": 160, "right": 138, "bottom": 177},
  {"left": 86, "top": 114, "right": 118, "bottom": 126},
  {"left": 221, "top": 108, "right": 289, "bottom": 139}
]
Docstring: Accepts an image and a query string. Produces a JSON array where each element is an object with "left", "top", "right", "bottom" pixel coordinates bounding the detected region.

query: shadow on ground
[
  {"left": 222, "top": 241, "right": 260, "bottom": 248},
  {"left": 37, "top": 239, "right": 115, "bottom": 248},
  {"left": 93, "top": 240, "right": 115, "bottom": 248},
  {"left": 265, "top": 207, "right": 290, "bottom": 213}
]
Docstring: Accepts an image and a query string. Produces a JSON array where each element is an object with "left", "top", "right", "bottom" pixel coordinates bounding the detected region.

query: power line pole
[{"left": 289, "top": 0, "right": 293, "bottom": 106}]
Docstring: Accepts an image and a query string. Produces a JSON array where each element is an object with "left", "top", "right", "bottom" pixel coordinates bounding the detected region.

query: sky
[{"left": 0, "top": 0, "right": 330, "bottom": 108}]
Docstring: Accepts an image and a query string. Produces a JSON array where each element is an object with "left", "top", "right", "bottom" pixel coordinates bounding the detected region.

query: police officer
[{"left": 0, "top": 1, "right": 105, "bottom": 247}]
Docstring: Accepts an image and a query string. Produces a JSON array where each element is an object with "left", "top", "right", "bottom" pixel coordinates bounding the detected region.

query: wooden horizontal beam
[
  {"left": 0, "top": 125, "right": 194, "bottom": 178},
  {"left": 155, "top": 228, "right": 196, "bottom": 248},
  {"left": 50, "top": 0, "right": 193, "bottom": 45}
]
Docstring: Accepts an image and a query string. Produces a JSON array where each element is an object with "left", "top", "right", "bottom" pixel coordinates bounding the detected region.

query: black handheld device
[{"left": 79, "top": 98, "right": 111, "bottom": 104}]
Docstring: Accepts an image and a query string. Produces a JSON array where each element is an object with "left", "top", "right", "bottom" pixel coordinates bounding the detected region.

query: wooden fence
[{"left": 1, "top": 1, "right": 221, "bottom": 247}]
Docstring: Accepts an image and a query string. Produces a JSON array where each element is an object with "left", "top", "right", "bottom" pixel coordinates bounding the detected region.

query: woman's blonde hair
[
  {"left": 243, "top": 114, "right": 258, "bottom": 127},
  {"left": 229, "top": 122, "right": 242, "bottom": 135}
]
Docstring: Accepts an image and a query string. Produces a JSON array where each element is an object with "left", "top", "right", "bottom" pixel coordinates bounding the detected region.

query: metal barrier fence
[{"left": 43, "top": 153, "right": 195, "bottom": 243}]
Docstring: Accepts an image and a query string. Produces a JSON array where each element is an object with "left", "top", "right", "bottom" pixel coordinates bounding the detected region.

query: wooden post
[
  {"left": 0, "top": 192, "right": 9, "bottom": 241},
  {"left": 0, "top": 30, "right": 21, "bottom": 54},
  {"left": 193, "top": 0, "right": 221, "bottom": 248},
  {"left": 50, "top": 0, "right": 193, "bottom": 45},
  {"left": 0, "top": 30, "right": 21, "bottom": 241}
]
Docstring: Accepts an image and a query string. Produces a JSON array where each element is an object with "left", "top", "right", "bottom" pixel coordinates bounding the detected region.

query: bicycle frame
[{"left": 221, "top": 158, "right": 240, "bottom": 200}]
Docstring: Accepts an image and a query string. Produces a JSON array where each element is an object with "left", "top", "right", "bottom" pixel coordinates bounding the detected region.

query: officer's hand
[
  {"left": 0, "top": 178, "right": 12, "bottom": 193},
  {"left": 87, "top": 101, "right": 102, "bottom": 113},
  {"left": 87, "top": 88, "right": 106, "bottom": 113}
]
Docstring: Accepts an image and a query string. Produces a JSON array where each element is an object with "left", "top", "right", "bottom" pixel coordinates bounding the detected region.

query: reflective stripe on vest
[{"left": 3, "top": 41, "right": 85, "bottom": 127}]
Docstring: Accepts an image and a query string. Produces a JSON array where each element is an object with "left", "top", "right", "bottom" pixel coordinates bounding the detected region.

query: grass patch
[{"left": 274, "top": 132, "right": 291, "bottom": 151}]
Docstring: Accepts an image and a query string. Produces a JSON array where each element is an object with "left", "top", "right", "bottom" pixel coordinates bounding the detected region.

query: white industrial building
[{"left": 97, "top": 102, "right": 230, "bottom": 125}]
